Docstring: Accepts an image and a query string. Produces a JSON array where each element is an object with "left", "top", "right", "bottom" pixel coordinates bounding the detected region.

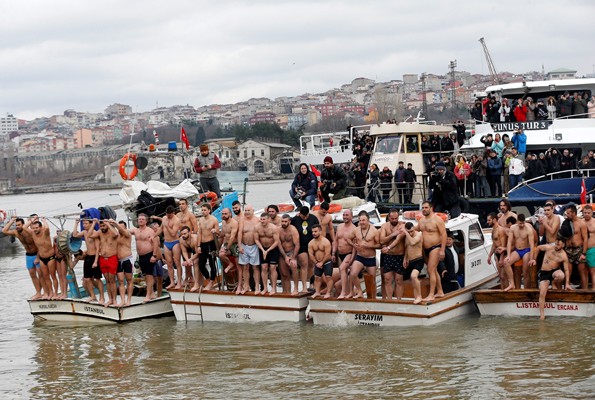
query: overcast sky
[{"left": 1, "top": 0, "right": 593, "bottom": 120}]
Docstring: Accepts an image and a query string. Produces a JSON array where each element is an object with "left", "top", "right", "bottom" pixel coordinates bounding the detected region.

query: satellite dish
[{"left": 135, "top": 156, "right": 148, "bottom": 170}]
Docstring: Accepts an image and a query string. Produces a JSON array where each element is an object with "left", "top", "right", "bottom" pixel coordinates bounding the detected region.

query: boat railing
[
  {"left": 554, "top": 112, "right": 594, "bottom": 120},
  {"left": 510, "top": 168, "right": 595, "bottom": 193},
  {"left": 301, "top": 146, "right": 352, "bottom": 157}
]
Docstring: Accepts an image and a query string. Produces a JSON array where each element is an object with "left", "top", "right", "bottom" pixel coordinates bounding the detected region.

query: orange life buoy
[
  {"left": 119, "top": 153, "right": 138, "bottom": 181},
  {"left": 312, "top": 203, "right": 343, "bottom": 214},
  {"left": 197, "top": 191, "right": 218, "bottom": 209},
  {"left": 278, "top": 204, "right": 295, "bottom": 213},
  {"left": 415, "top": 212, "right": 448, "bottom": 222},
  {"left": 403, "top": 210, "right": 421, "bottom": 219}
]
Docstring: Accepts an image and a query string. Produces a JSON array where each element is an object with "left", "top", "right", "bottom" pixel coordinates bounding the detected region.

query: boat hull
[
  {"left": 169, "top": 289, "right": 311, "bottom": 322},
  {"left": 309, "top": 275, "right": 499, "bottom": 327},
  {"left": 28, "top": 295, "right": 173, "bottom": 324},
  {"left": 473, "top": 289, "right": 595, "bottom": 318}
]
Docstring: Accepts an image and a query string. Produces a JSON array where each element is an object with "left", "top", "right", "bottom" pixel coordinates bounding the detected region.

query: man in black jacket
[
  {"left": 429, "top": 161, "right": 461, "bottom": 218},
  {"left": 439, "top": 231, "right": 462, "bottom": 293},
  {"left": 403, "top": 163, "right": 417, "bottom": 204},
  {"left": 320, "top": 156, "right": 348, "bottom": 203}
]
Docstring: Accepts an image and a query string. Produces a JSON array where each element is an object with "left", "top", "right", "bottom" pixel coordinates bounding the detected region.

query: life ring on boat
[
  {"left": 278, "top": 203, "right": 295, "bottom": 213},
  {"left": 415, "top": 212, "right": 448, "bottom": 222},
  {"left": 119, "top": 153, "right": 138, "bottom": 181},
  {"left": 403, "top": 210, "right": 422, "bottom": 220},
  {"left": 0, "top": 209, "right": 6, "bottom": 222},
  {"left": 197, "top": 191, "right": 218, "bottom": 209},
  {"left": 312, "top": 203, "right": 343, "bottom": 214}
]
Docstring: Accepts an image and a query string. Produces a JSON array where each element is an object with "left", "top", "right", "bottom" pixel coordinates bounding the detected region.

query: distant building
[
  {"left": 248, "top": 112, "right": 276, "bottom": 125},
  {"left": 0, "top": 114, "right": 18, "bottom": 137},
  {"left": 74, "top": 128, "right": 93, "bottom": 148},
  {"left": 546, "top": 68, "right": 577, "bottom": 80},
  {"left": 403, "top": 74, "right": 418, "bottom": 85},
  {"left": 105, "top": 103, "right": 132, "bottom": 117},
  {"left": 237, "top": 139, "right": 293, "bottom": 174}
]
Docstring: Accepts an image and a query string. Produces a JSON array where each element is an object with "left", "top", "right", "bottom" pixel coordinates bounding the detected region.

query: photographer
[
  {"left": 289, "top": 163, "right": 318, "bottom": 208},
  {"left": 429, "top": 162, "right": 461, "bottom": 218},
  {"left": 511, "top": 129, "right": 527, "bottom": 157},
  {"left": 320, "top": 156, "right": 348, "bottom": 203},
  {"left": 366, "top": 163, "right": 380, "bottom": 202}
]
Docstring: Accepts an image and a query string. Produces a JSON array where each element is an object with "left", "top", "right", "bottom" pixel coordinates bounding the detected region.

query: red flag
[
  {"left": 180, "top": 126, "right": 190, "bottom": 150},
  {"left": 310, "top": 164, "right": 321, "bottom": 177},
  {"left": 581, "top": 178, "right": 587, "bottom": 205}
]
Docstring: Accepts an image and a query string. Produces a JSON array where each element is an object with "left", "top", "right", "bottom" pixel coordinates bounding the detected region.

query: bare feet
[
  {"left": 353, "top": 293, "right": 362, "bottom": 299},
  {"left": 337, "top": 294, "right": 345, "bottom": 299},
  {"left": 124, "top": 301, "right": 131, "bottom": 307},
  {"left": 104, "top": 300, "right": 114, "bottom": 307},
  {"left": 116, "top": 302, "right": 124, "bottom": 307},
  {"left": 142, "top": 296, "right": 151, "bottom": 303},
  {"left": 204, "top": 282, "right": 213, "bottom": 291},
  {"left": 99, "top": 297, "right": 106, "bottom": 304},
  {"left": 345, "top": 293, "right": 353, "bottom": 299},
  {"left": 413, "top": 297, "right": 422, "bottom": 304},
  {"left": 540, "top": 315, "right": 546, "bottom": 320},
  {"left": 41, "top": 294, "right": 51, "bottom": 300},
  {"left": 435, "top": 292, "right": 445, "bottom": 298},
  {"left": 166, "top": 283, "right": 175, "bottom": 290},
  {"left": 504, "top": 284, "right": 515, "bottom": 292},
  {"left": 323, "top": 293, "right": 331, "bottom": 299},
  {"left": 30, "top": 293, "right": 42, "bottom": 300},
  {"left": 254, "top": 290, "right": 261, "bottom": 295},
  {"left": 235, "top": 287, "right": 242, "bottom": 295},
  {"left": 269, "top": 290, "right": 276, "bottom": 296},
  {"left": 174, "top": 284, "right": 182, "bottom": 290},
  {"left": 240, "top": 287, "right": 247, "bottom": 294},
  {"left": 311, "top": 293, "right": 320, "bottom": 299},
  {"left": 89, "top": 299, "right": 99, "bottom": 304},
  {"left": 190, "top": 285, "right": 200, "bottom": 292},
  {"left": 260, "top": 290, "right": 268, "bottom": 296},
  {"left": 291, "top": 290, "right": 299, "bottom": 296}
]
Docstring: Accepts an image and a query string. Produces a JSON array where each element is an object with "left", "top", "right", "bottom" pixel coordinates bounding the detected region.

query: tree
[{"left": 194, "top": 126, "right": 206, "bottom": 146}]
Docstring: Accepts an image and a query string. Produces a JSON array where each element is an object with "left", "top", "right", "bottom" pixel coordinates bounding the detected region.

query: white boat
[
  {"left": 28, "top": 292, "right": 173, "bottom": 324},
  {"left": 473, "top": 289, "right": 595, "bottom": 318},
  {"left": 169, "top": 288, "right": 311, "bottom": 323},
  {"left": 308, "top": 212, "right": 500, "bottom": 327}
]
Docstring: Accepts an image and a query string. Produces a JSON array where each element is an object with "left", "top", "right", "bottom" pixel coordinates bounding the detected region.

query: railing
[{"left": 509, "top": 168, "right": 595, "bottom": 193}]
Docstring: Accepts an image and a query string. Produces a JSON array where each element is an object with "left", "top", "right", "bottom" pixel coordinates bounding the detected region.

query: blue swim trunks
[
  {"left": 25, "top": 253, "right": 40, "bottom": 270},
  {"left": 514, "top": 248, "right": 531, "bottom": 259},
  {"left": 164, "top": 240, "right": 180, "bottom": 251}
]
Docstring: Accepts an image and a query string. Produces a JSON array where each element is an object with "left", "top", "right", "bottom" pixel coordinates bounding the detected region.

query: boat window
[
  {"left": 468, "top": 222, "right": 484, "bottom": 249},
  {"left": 405, "top": 135, "right": 420, "bottom": 153},
  {"left": 375, "top": 135, "right": 400, "bottom": 154}
]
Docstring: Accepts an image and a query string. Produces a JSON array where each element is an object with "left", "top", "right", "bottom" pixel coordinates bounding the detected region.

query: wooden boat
[
  {"left": 309, "top": 212, "right": 500, "bottom": 327},
  {"left": 473, "top": 289, "right": 595, "bottom": 318},
  {"left": 169, "top": 288, "right": 311, "bottom": 323}
]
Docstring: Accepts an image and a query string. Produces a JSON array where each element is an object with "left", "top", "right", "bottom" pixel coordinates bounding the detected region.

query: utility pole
[
  {"left": 449, "top": 60, "right": 457, "bottom": 118},
  {"left": 420, "top": 72, "right": 428, "bottom": 119}
]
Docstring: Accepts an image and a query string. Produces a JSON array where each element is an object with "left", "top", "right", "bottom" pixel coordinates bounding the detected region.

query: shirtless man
[
  {"left": 278, "top": 214, "right": 300, "bottom": 294},
  {"left": 3, "top": 216, "right": 42, "bottom": 299},
  {"left": 308, "top": 224, "right": 333, "bottom": 298},
  {"left": 232, "top": 200, "right": 243, "bottom": 221},
  {"left": 197, "top": 203, "right": 220, "bottom": 290},
  {"left": 53, "top": 230, "right": 68, "bottom": 300},
  {"left": 150, "top": 221, "right": 164, "bottom": 297},
  {"left": 179, "top": 226, "right": 200, "bottom": 291},
  {"left": 30, "top": 218, "right": 56, "bottom": 300},
  {"left": 267, "top": 205, "right": 282, "bottom": 226},
  {"left": 153, "top": 206, "right": 183, "bottom": 289},
  {"left": 72, "top": 218, "right": 104, "bottom": 303},
  {"left": 113, "top": 221, "right": 134, "bottom": 306},
  {"left": 379, "top": 209, "right": 406, "bottom": 300},
  {"left": 529, "top": 239, "right": 572, "bottom": 319},
  {"left": 487, "top": 212, "right": 509, "bottom": 289},
  {"left": 498, "top": 199, "right": 517, "bottom": 228},
  {"left": 584, "top": 205, "right": 595, "bottom": 289},
  {"left": 312, "top": 202, "right": 336, "bottom": 243},
  {"left": 403, "top": 222, "right": 424, "bottom": 304},
  {"left": 564, "top": 204, "right": 588, "bottom": 289},
  {"left": 349, "top": 210, "right": 379, "bottom": 299},
  {"left": 504, "top": 213, "right": 535, "bottom": 290},
  {"left": 334, "top": 209, "right": 356, "bottom": 299},
  {"left": 238, "top": 205, "right": 259, "bottom": 294},
  {"left": 538, "top": 203, "right": 561, "bottom": 244},
  {"left": 417, "top": 202, "right": 446, "bottom": 301},
  {"left": 218, "top": 208, "right": 239, "bottom": 281},
  {"left": 91, "top": 220, "right": 120, "bottom": 306},
  {"left": 130, "top": 214, "right": 157, "bottom": 302},
  {"left": 177, "top": 198, "right": 198, "bottom": 283},
  {"left": 254, "top": 213, "right": 280, "bottom": 295}
]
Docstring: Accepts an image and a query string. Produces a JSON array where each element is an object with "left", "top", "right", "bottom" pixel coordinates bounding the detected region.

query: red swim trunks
[{"left": 99, "top": 255, "right": 118, "bottom": 275}]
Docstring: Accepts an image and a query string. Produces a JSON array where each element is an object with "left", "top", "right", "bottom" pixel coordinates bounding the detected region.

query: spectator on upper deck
[
  {"left": 546, "top": 96, "right": 557, "bottom": 120},
  {"left": 536, "top": 100, "right": 548, "bottom": 121},
  {"left": 579, "top": 155, "right": 593, "bottom": 170},
  {"left": 470, "top": 101, "right": 483, "bottom": 122},
  {"left": 513, "top": 99, "right": 528, "bottom": 122},
  {"left": 588, "top": 95, "right": 595, "bottom": 118},
  {"left": 499, "top": 99, "right": 511, "bottom": 122},
  {"left": 558, "top": 92, "right": 573, "bottom": 117},
  {"left": 545, "top": 148, "right": 561, "bottom": 174},
  {"left": 560, "top": 149, "right": 575, "bottom": 172},
  {"left": 526, "top": 97, "right": 536, "bottom": 121},
  {"left": 525, "top": 154, "right": 545, "bottom": 181},
  {"left": 491, "top": 133, "right": 504, "bottom": 158},
  {"left": 440, "top": 135, "right": 454, "bottom": 154},
  {"left": 421, "top": 135, "right": 431, "bottom": 153},
  {"left": 538, "top": 153, "right": 548, "bottom": 173},
  {"left": 453, "top": 121, "right": 466, "bottom": 147},
  {"left": 572, "top": 92, "right": 587, "bottom": 117}
]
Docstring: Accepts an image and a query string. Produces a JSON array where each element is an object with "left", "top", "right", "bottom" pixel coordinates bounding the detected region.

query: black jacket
[
  {"left": 321, "top": 164, "right": 348, "bottom": 191},
  {"left": 430, "top": 170, "right": 459, "bottom": 207}
]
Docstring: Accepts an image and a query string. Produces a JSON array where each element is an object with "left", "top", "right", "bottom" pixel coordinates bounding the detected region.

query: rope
[{"left": 516, "top": 180, "right": 595, "bottom": 197}]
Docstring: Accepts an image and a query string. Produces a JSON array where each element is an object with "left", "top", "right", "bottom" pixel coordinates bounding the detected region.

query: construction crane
[{"left": 479, "top": 37, "right": 500, "bottom": 85}]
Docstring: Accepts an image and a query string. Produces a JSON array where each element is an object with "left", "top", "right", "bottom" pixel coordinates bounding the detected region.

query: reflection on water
[{"left": 0, "top": 187, "right": 594, "bottom": 399}]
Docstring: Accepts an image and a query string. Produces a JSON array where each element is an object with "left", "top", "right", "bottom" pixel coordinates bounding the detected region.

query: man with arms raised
[
  {"left": 3, "top": 216, "right": 42, "bottom": 300},
  {"left": 291, "top": 206, "right": 319, "bottom": 293},
  {"left": 312, "top": 202, "right": 336, "bottom": 243},
  {"left": 538, "top": 203, "right": 561, "bottom": 244},
  {"left": 504, "top": 214, "right": 535, "bottom": 290},
  {"left": 278, "top": 214, "right": 300, "bottom": 294},
  {"left": 91, "top": 220, "right": 120, "bottom": 306},
  {"left": 30, "top": 217, "right": 56, "bottom": 300},
  {"left": 153, "top": 206, "right": 183, "bottom": 289},
  {"left": 238, "top": 205, "right": 260, "bottom": 294},
  {"left": 115, "top": 221, "right": 134, "bottom": 306},
  {"left": 379, "top": 209, "right": 407, "bottom": 300},
  {"left": 334, "top": 209, "right": 356, "bottom": 299},
  {"left": 584, "top": 205, "right": 595, "bottom": 289},
  {"left": 309, "top": 224, "right": 333, "bottom": 298},
  {"left": 487, "top": 212, "right": 509, "bottom": 290},
  {"left": 218, "top": 208, "right": 239, "bottom": 283},
  {"left": 403, "top": 222, "right": 424, "bottom": 304},
  {"left": 267, "top": 205, "right": 282, "bottom": 227},
  {"left": 130, "top": 214, "right": 157, "bottom": 302},
  {"left": 564, "top": 204, "right": 588, "bottom": 289},
  {"left": 197, "top": 203, "right": 220, "bottom": 290},
  {"left": 254, "top": 213, "right": 280, "bottom": 295},
  {"left": 529, "top": 238, "right": 572, "bottom": 319},
  {"left": 179, "top": 226, "right": 200, "bottom": 291},
  {"left": 73, "top": 218, "right": 105, "bottom": 303},
  {"left": 416, "top": 201, "right": 446, "bottom": 301},
  {"left": 349, "top": 210, "right": 379, "bottom": 299}
]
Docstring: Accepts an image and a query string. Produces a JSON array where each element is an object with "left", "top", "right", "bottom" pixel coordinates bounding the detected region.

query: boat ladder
[{"left": 182, "top": 283, "right": 204, "bottom": 324}]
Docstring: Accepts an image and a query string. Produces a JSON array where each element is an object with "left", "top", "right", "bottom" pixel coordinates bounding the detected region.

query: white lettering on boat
[
  {"left": 515, "top": 302, "right": 578, "bottom": 311},
  {"left": 38, "top": 304, "right": 57, "bottom": 309},
  {"left": 84, "top": 306, "right": 105, "bottom": 314},
  {"left": 225, "top": 312, "right": 251, "bottom": 320}
]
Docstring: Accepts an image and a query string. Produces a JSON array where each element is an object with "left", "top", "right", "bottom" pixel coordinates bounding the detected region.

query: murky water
[{"left": 1, "top": 182, "right": 594, "bottom": 399}]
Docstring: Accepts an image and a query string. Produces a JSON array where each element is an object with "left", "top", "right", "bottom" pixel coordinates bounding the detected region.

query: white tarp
[{"left": 119, "top": 179, "right": 199, "bottom": 205}]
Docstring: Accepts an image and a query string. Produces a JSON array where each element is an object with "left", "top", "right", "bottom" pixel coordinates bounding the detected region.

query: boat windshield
[{"left": 375, "top": 135, "right": 400, "bottom": 154}]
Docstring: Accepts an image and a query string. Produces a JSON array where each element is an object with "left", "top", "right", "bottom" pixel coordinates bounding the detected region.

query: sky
[{"left": 1, "top": 0, "right": 593, "bottom": 120}]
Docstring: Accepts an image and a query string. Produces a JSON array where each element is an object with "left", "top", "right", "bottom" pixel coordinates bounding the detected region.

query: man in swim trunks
[
  {"left": 151, "top": 221, "right": 165, "bottom": 297},
  {"left": 177, "top": 198, "right": 198, "bottom": 233},
  {"left": 238, "top": 205, "right": 259, "bottom": 294},
  {"left": 487, "top": 212, "right": 509, "bottom": 290},
  {"left": 218, "top": 208, "right": 239, "bottom": 287},
  {"left": 278, "top": 214, "right": 300, "bottom": 295},
  {"left": 179, "top": 225, "right": 199, "bottom": 290},
  {"left": 497, "top": 198, "right": 517, "bottom": 228},
  {"left": 290, "top": 206, "right": 319, "bottom": 293},
  {"left": 72, "top": 218, "right": 105, "bottom": 303},
  {"left": 255, "top": 212, "right": 280, "bottom": 295},
  {"left": 538, "top": 203, "right": 561, "bottom": 245},
  {"left": 334, "top": 209, "right": 356, "bottom": 299},
  {"left": 403, "top": 221, "right": 424, "bottom": 304},
  {"left": 308, "top": 224, "right": 333, "bottom": 298},
  {"left": 52, "top": 230, "right": 68, "bottom": 300},
  {"left": 416, "top": 201, "right": 446, "bottom": 301},
  {"left": 114, "top": 221, "right": 134, "bottom": 306},
  {"left": 153, "top": 206, "right": 183, "bottom": 289},
  {"left": 91, "top": 219, "right": 120, "bottom": 306},
  {"left": 349, "top": 210, "right": 379, "bottom": 299},
  {"left": 504, "top": 213, "right": 535, "bottom": 290},
  {"left": 267, "top": 205, "right": 282, "bottom": 227},
  {"left": 130, "top": 214, "right": 157, "bottom": 302},
  {"left": 584, "top": 205, "right": 595, "bottom": 289},
  {"left": 30, "top": 217, "right": 57, "bottom": 300},
  {"left": 312, "top": 202, "right": 336, "bottom": 243},
  {"left": 197, "top": 203, "right": 220, "bottom": 291},
  {"left": 564, "top": 204, "right": 588, "bottom": 289},
  {"left": 379, "top": 208, "right": 406, "bottom": 300},
  {"left": 529, "top": 239, "right": 572, "bottom": 319},
  {"left": 3, "top": 216, "right": 42, "bottom": 300}
]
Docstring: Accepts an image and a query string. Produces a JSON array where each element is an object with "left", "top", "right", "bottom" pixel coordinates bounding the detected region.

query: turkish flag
[
  {"left": 180, "top": 127, "right": 190, "bottom": 150},
  {"left": 581, "top": 178, "right": 587, "bottom": 205},
  {"left": 310, "top": 164, "right": 321, "bottom": 177}
]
